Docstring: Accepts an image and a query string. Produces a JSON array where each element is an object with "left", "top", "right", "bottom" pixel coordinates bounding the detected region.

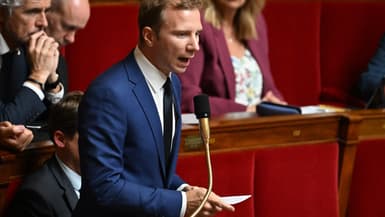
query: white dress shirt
[{"left": 55, "top": 154, "right": 81, "bottom": 198}]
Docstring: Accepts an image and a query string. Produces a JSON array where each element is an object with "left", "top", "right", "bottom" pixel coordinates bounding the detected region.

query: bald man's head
[{"left": 46, "top": 0, "right": 90, "bottom": 46}]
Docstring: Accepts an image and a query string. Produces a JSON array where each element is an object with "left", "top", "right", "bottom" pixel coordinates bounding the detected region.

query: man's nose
[
  {"left": 36, "top": 12, "right": 48, "bottom": 28},
  {"left": 187, "top": 35, "right": 200, "bottom": 52}
]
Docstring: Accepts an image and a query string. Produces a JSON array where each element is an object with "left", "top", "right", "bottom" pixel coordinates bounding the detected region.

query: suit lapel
[
  {"left": 247, "top": 39, "right": 267, "bottom": 91},
  {"left": 214, "top": 27, "right": 236, "bottom": 99},
  {"left": 123, "top": 54, "right": 167, "bottom": 180},
  {"left": 48, "top": 156, "right": 78, "bottom": 210}
]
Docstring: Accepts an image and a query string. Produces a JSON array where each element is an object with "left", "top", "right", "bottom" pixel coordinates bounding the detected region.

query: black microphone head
[{"left": 194, "top": 94, "right": 211, "bottom": 119}]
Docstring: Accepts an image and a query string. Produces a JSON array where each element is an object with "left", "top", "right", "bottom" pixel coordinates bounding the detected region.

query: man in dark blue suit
[
  {"left": 0, "top": 0, "right": 64, "bottom": 128},
  {"left": 0, "top": 0, "right": 90, "bottom": 144},
  {"left": 72, "top": 0, "right": 234, "bottom": 216},
  {"left": 357, "top": 33, "right": 385, "bottom": 107}
]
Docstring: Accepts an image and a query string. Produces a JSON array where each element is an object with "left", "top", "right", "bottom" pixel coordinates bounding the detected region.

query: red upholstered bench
[
  {"left": 177, "top": 141, "right": 339, "bottom": 217},
  {"left": 252, "top": 142, "right": 339, "bottom": 217},
  {"left": 177, "top": 151, "right": 256, "bottom": 217}
]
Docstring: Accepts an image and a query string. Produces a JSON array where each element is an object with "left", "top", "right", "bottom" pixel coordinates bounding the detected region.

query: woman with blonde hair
[{"left": 179, "top": 0, "right": 286, "bottom": 115}]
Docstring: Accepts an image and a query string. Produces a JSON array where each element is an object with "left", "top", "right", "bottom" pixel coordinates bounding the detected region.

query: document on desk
[
  {"left": 221, "top": 195, "right": 251, "bottom": 205},
  {"left": 300, "top": 105, "right": 346, "bottom": 114},
  {"left": 182, "top": 113, "right": 199, "bottom": 124}
]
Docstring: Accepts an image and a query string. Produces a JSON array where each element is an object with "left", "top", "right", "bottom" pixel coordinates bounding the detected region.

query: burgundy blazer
[{"left": 178, "top": 14, "right": 283, "bottom": 116}]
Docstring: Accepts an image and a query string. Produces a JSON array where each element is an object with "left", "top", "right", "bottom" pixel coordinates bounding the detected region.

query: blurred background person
[
  {"left": 46, "top": 0, "right": 90, "bottom": 47},
  {"left": 5, "top": 91, "right": 83, "bottom": 217},
  {"left": 356, "top": 33, "right": 385, "bottom": 108},
  {"left": 178, "top": 0, "right": 286, "bottom": 116},
  {"left": 0, "top": 121, "right": 33, "bottom": 151}
]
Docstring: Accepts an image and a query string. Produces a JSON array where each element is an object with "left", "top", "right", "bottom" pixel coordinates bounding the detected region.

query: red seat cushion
[
  {"left": 348, "top": 139, "right": 385, "bottom": 217},
  {"left": 253, "top": 142, "right": 339, "bottom": 217},
  {"left": 177, "top": 150, "right": 255, "bottom": 217}
]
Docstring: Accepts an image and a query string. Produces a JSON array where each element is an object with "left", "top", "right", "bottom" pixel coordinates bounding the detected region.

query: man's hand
[
  {"left": 184, "top": 186, "right": 234, "bottom": 217},
  {"left": 0, "top": 121, "right": 34, "bottom": 151},
  {"left": 28, "top": 31, "right": 59, "bottom": 86}
]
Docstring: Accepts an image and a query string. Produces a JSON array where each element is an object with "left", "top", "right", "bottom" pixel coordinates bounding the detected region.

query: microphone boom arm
[{"left": 190, "top": 118, "right": 213, "bottom": 217}]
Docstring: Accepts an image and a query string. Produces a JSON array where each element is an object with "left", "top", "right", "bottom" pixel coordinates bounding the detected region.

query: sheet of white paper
[
  {"left": 221, "top": 195, "right": 251, "bottom": 205},
  {"left": 300, "top": 105, "right": 334, "bottom": 114},
  {"left": 182, "top": 113, "right": 199, "bottom": 124}
]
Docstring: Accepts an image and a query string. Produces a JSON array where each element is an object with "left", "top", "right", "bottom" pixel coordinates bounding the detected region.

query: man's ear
[
  {"left": 53, "top": 130, "right": 66, "bottom": 148},
  {"left": 142, "top": 26, "right": 155, "bottom": 47}
]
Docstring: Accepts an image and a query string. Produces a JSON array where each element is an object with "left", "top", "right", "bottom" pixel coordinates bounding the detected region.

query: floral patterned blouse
[{"left": 231, "top": 49, "right": 263, "bottom": 106}]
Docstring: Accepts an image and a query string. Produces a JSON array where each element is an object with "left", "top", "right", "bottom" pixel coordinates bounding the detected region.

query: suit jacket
[
  {"left": 5, "top": 156, "right": 78, "bottom": 217},
  {"left": 0, "top": 47, "right": 68, "bottom": 124},
  {"left": 178, "top": 14, "right": 283, "bottom": 115},
  {"left": 357, "top": 33, "right": 385, "bottom": 102},
  {"left": 72, "top": 51, "right": 185, "bottom": 217}
]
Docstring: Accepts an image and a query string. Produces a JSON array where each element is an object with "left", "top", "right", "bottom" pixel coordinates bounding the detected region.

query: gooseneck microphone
[{"left": 191, "top": 94, "right": 213, "bottom": 217}]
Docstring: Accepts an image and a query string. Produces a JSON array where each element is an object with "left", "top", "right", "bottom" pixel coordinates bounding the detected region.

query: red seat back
[
  {"left": 320, "top": 2, "right": 385, "bottom": 106},
  {"left": 65, "top": 3, "right": 139, "bottom": 91}
]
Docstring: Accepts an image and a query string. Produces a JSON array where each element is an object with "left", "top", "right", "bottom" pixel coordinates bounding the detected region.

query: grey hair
[
  {"left": 0, "top": 0, "right": 22, "bottom": 15},
  {"left": 0, "top": 0, "right": 22, "bottom": 7}
]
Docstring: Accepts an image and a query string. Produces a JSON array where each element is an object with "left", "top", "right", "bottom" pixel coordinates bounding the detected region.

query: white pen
[{"left": 25, "top": 125, "right": 42, "bottom": 129}]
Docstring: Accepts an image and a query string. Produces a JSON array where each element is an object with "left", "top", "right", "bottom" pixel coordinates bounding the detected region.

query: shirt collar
[
  {"left": 0, "top": 33, "right": 10, "bottom": 56},
  {"left": 133, "top": 46, "right": 170, "bottom": 92},
  {"left": 55, "top": 154, "right": 81, "bottom": 192}
]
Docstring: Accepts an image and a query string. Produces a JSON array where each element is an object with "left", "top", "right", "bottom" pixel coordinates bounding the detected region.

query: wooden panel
[
  {"left": 349, "top": 109, "right": 385, "bottom": 140},
  {"left": 181, "top": 113, "right": 342, "bottom": 153}
]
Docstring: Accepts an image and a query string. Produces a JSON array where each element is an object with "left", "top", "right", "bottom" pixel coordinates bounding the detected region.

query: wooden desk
[
  {"left": 348, "top": 109, "right": 385, "bottom": 140},
  {"left": 0, "top": 141, "right": 55, "bottom": 215},
  {"left": 181, "top": 112, "right": 347, "bottom": 153}
]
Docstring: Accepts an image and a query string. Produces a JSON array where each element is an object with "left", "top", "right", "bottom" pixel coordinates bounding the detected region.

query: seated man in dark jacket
[
  {"left": 5, "top": 91, "right": 83, "bottom": 217},
  {"left": 357, "top": 33, "right": 385, "bottom": 108}
]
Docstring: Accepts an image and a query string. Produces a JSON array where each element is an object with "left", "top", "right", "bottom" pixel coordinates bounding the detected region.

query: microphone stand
[{"left": 190, "top": 118, "right": 213, "bottom": 217}]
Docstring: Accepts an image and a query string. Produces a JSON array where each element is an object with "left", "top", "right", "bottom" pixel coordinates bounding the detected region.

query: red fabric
[
  {"left": 2, "top": 178, "right": 22, "bottom": 216},
  {"left": 253, "top": 143, "right": 339, "bottom": 217},
  {"left": 347, "top": 139, "right": 385, "bottom": 217},
  {"left": 320, "top": 2, "right": 385, "bottom": 106},
  {"left": 65, "top": 4, "right": 139, "bottom": 91},
  {"left": 264, "top": 1, "right": 322, "bottom": 106},
  {"left": 177, "top": 151, "right": 255, "bottom": 217},
  {"left": 177, "top": 142, "right": 339, "bottom": 217}
]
